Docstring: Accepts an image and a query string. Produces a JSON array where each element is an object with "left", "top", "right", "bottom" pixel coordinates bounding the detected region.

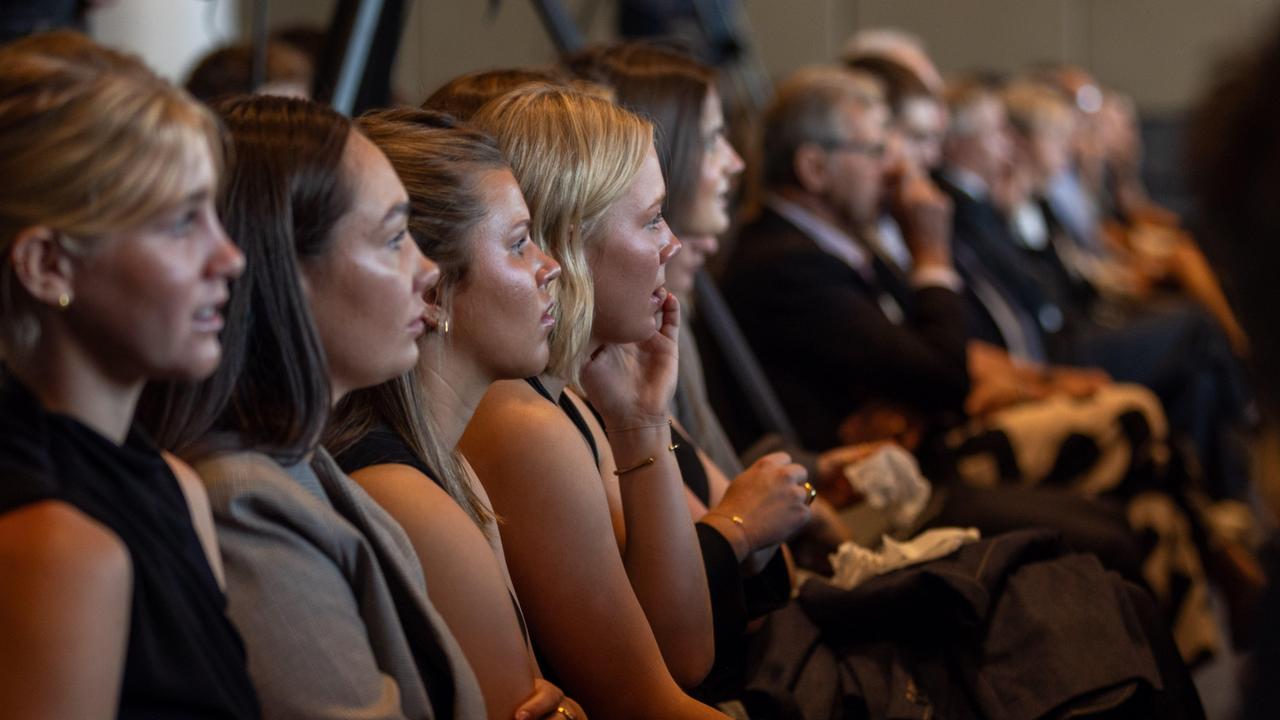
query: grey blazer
[{"left": 195, "top": 448, "right": 487, "bottom": 720}]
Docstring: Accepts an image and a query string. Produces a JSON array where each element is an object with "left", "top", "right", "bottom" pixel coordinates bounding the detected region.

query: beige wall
[
  {"left": 749, "top": 0, "right": 1278, "bottom": 113},
  {"left": 252, "top": 0, "right": 1279, "bottom": 112}
]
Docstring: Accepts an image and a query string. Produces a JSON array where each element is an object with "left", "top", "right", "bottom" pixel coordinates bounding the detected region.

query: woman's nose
[
  {"left": 658, "top": 233, "right": 682, "bottom": 265},
  {"left": 538, "top": 255, "right": 561, "bottom": 289},
  {"left": 209, "top": 220, "right": 246, "bottom": 280},
  {"left": 412, "top": 248, "right": 441, "bottom": 297},
  {"left": 724, "top": 138, "right": 745, "bottom": 176}
]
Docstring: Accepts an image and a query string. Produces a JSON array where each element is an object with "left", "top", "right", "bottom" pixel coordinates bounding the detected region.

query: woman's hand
[
  {"left": 710, "top": 452, "right": 812, "bottom": 554},
  {"left": 579, "top": 290, "right": 680, "bottom": 429},
  {"left": 513, "top": 679, "right": 587, "bottom": 720}
]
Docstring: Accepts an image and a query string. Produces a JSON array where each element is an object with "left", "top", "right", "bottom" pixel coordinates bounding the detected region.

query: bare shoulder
[
  {"left": 0, "top": 499, "right": 131, "bottom": 606},
  {"left": 462, "top": 379, "right": 599, "bottom": 491},
  {"left": 0, "top": 501, "right": 132, "bottom": 718}
]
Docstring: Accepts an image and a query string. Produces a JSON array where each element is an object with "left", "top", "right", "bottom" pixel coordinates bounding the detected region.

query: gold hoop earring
[
  {"left": 57, "top": 293, "right": 71, "bottom": 309},
  {"left": 441, "top": 318, "right": 450, "bottom": 335}
]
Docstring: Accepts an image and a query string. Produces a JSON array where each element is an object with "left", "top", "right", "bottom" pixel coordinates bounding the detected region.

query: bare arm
[
  {"left": 462, "top": 383, "right": 727, "bottom": 720},
  {"left": 573, "top": 293, "right": 715, "bottom": 686},
  {"left": 566, "top": 391, "right": 715, "bottom": 685},
  {"left": 351, "top": 463, "right": 541, "bottom": 720},
  {"left": 0, "top": 501, "right": 131, "bottom": 719}
]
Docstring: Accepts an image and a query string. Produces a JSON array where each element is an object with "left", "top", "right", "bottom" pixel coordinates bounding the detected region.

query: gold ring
[
  {"left": 556, "top": 707, "right": 577, "bottom": 720},
  {"left": 802, "top": 481, "right": 817, "bottom": 505}
]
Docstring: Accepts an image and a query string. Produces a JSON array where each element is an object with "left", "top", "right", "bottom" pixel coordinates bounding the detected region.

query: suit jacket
[
  {"left": 196, "top": 448, "right": 487, "bottom": 720},
  {"left": 720, "top": 206, "right": 969, "bottom": 450},
  {"left": 935, "top": 173, "right": 1067, "bottom": 361}
]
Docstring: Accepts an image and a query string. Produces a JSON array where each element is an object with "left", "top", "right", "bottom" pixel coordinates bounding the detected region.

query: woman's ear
[
  {"left": 423, "top": 283, "right": 445, "bottom": 333},
  {"left": 9, "top": 226, "right": 75, "bottom": 308}
]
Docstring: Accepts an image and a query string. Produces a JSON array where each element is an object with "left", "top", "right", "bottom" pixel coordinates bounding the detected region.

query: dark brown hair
[
  {"left": 326, "top": 108, "right": 508, "bottom": 525},
  {"left": 566, "top": 42, "right": 714, "bottom": 235},
  {"left": 141, "top": 95, "right": 352, "bottom": 463}
]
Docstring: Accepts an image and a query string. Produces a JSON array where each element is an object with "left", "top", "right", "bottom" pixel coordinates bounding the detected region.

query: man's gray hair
[{"left": 762, "top": 65, "right": 885, "bottom": 190}]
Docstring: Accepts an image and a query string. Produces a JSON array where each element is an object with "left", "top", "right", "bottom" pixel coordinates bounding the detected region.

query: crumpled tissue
[
  {"left": 828, "top": 526, "right": 981, "bottom": 590},
  {"left": 843, "top": 443, "right": 932, "bottom": 529}
]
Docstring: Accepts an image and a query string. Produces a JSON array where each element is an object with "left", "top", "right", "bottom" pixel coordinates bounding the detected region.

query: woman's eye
[
  {"left": 170, "top": 210, "right": 198, "bottom": 237},
  {"left": 647, "top": 212, "right": 666, "bottom": 229},
  {"left": 511, "top": 234, "right": 530, "bottom": 254},
  {"left": 389, "top": 229, "right": 407, "bottom": 248},
  {"left": 705, "top": 129, "right": 725, "bottom": 152}
]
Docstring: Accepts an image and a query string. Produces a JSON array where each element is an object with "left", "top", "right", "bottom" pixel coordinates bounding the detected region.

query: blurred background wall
[
  {"left": 81, "top": 0, "right": 1278, "bottom": 112},
  {"left": 79, "top": 0, "right": 1280, "bottom": 215},
  {"left": 228, "top": 0, "right": 1277, "bottom": 112}
]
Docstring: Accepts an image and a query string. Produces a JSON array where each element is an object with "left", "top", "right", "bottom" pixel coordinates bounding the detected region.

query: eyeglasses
[{"left": 819, "top": 138, "right": 887, "bottom": 159}]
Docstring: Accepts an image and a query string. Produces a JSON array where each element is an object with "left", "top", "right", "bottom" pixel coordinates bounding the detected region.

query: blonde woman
[
  {"left": 463, "top": 85, "right": 749, "bottom": 719},
  {"left": 0, "top": 32, "right": 257, "bottom": 717}
]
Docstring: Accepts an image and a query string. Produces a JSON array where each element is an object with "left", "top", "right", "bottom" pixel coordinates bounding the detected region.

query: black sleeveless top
[
  {"left": 334, "top": 425, "right": 435, "bottom": 482},
  {"left": 0, "top": 375, "right": 260, "bottom": 719}
]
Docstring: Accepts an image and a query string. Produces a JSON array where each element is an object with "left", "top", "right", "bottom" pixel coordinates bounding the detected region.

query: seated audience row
[{"left": 2, "top": 24, "right": 1248, "bottom": 720}]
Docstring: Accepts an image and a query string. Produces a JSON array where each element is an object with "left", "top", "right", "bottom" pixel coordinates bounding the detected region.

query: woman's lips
[
  {"left": 192, "top": 310, "right": 224, "bottom": 334},
  {"left": 192, "top": 298, "right": 227, "bottom": 333}
]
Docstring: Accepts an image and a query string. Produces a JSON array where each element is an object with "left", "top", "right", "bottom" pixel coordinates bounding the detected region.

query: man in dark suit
[
  {"left": 715, "top": 65, "right": 1169, "bottom": 591},
  {"left": 938, "top": 80, "right": 1254, "bottom": 501},
  {"left": 721, "top": 66, "right": 966, "bottom": 452}
]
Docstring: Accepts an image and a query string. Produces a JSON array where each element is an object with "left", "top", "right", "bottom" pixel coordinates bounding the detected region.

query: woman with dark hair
[
  {"left": 327, "top": 108, "right": 584, "bottom": 720},
  {"left": 0, "top": 32, "right": 259, "bottom": 718},
  {"left": 141, "top": 95, "right": 567, "bottom": 720}
]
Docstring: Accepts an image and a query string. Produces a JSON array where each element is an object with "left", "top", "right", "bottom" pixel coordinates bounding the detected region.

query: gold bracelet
[
  {"left": 706, "top": 511, "right": 751, "bottom": 549},
  {"left": 613, "top": 440, "right": 680, "bottom": 477},
  {"left": 613, "top": 455, "right": 657, "bottom": 476}
]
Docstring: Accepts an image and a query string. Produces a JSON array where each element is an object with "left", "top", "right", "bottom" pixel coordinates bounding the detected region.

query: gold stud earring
[
  {"left": 57, "top": 293, "right": 71, "bottom": 308},
  {"left": 441, "top": 318, "right": 450, "bottom": 335}
]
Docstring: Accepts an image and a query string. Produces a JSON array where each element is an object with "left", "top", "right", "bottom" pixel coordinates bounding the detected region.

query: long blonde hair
[
  {"left": 0, "top": 32, "right": 221, "bottom": 361},
  {"left": 471, "top": 84, "right": 652, "bottom": 382}
]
